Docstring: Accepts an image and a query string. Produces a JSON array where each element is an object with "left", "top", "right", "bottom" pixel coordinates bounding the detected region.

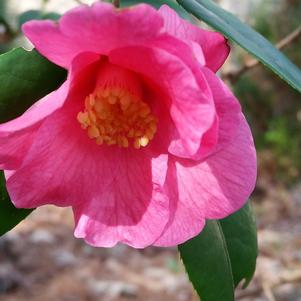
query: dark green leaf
[
  {"left": 177, "top": 0, "right": 301, "bottom": 93},
  {"left": 0, "top": 171, "right": 33, "bottom": 237},
  {"left": 0, "top": 48, "right": 66, "bottom": 123},
  {"left": 18, "top": 10, "right": 61, "bottom": 28},
  {"left": 42, "top": 12, "right": 61, "bottom": 21},
  {"left": 179, "top": 221, "right": 235, "bottom": 301},
  {"left": 18, "top": 10, "right": 43, "bottom": 27},
  {"left": 178, "top": 203, "right": 257, "bottom": 301},
  {"left": 220, "top": 203, "right": 258, "bottom": 288}
]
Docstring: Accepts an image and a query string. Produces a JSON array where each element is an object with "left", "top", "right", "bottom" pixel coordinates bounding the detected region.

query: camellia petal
[
  {"left": 0, "top": 85, "right": 69, "bottom": 171},
  {"left": 158, "top": 5, "right": 230, "bottom": 72},
  {"left": 0, "top": 128, "right": 37, "bottom": 170},
  {"left": 109, "top": 46, "right": 216, "bottom": 159},
  {"left": 154, "top": 66, "right": 255, "bottom": 246},
  {"left": 201, "top": 66, "right": 242, "bottom": 150},
  {"left": 73, "top": 154, "right": 169, "bottom": 248},
  {"left": 22, "top": 3, "right": 164, "bottom": 68},
  {"left": 7, "top": 102, "right": 169, "bottom": 218},
  {"left": 0, "top": 52, "right": 99, "bottom": 170},
  {"left": 155, "top": 115, "right": 257, "bottom": 246},
  {"left": 6, "top": 102, "right": 170, "bottom": 247}
]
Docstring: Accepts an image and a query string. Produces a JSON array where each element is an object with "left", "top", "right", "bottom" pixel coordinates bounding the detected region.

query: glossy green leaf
[
  {"left": 18, "top": 10, "right": 43, "bottom": 27},
  {"left": 177, "top": 0, "right": 301, "bottom": 93},
  {"left": 43, "top": 12, "right": 61, "bottom": 21},
  {"left": 179, "top": 221, "right": 235, "bottom": 301},
  {"left": 219, "top": 202, "right": 258, "bottom": 288},
  {"left": 0, "top": 171, "right": 33, "bottom": 236},
  {"left": 0, "top": 48, "right": 66, "bottom": 123},
  {"left": 178, "top": 203, "right": 257, "bottom": 301}
]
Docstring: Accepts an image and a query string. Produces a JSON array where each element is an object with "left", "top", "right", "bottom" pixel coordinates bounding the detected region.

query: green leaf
[
  {"left": 219, "top": 203, "right": 258, "bottom": 288},
  {"left": 177, "top": 0, "right": 301, "bottom": 93},
  {"left": 178, "top": 203, "right": 257, "bottom": 301},
  {"left": 121, "top": 0, "right": 190, "bottom": 19},
  {"left": 0, "top": 48, "right": 66, "bottom": 123},
  {"left": 42, "top": 12, "right": 61, "bottom": 21},
  {"left": 18, "top": 10, "right": 42, "bottom": 27},
  {"left": 179, "top": 221, "right": 235, "bottom": 301},
  {"left": 18, "top": 10, "right": 60, "bottom": 28},
  {"left": 0, "top": 171, "right": 33, "bottom": 236}
]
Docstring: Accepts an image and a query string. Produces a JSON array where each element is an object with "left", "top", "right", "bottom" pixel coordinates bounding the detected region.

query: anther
[{"left": 77, "top": 62, "right": 158, "bottom": 149}]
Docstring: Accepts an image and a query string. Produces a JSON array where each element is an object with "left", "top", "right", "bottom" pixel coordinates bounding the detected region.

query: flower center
[{"left": 77, "top": 62, "right": 157, "bottom": 149}]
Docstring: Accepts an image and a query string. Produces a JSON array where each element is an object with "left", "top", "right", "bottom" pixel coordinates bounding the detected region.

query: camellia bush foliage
[{"left": 0, "top": 0, "right": 300, "bottom": 300}]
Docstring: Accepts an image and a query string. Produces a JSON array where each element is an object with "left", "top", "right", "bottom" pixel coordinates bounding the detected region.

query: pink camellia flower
[{"left": 0, "top": 3, "right": 256, "bottom": 248}]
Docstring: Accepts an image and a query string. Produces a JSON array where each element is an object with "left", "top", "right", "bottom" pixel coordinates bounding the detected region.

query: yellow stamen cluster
[{"left": 77, "top": 88, "right": 158, "bottom": 149}]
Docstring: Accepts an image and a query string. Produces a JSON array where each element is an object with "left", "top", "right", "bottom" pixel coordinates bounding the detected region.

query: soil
[{"left": 0, "top": 180, "right": 300, "bottom": 301}]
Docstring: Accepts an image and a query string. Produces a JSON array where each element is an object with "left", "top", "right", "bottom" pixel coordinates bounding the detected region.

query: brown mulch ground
[{"left": 0, "top": 179, "right": 300, "bottom": 301}]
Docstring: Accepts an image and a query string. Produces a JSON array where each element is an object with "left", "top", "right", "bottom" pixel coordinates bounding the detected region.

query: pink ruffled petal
[
  {"left": 153, "top": 33, "right": 205, "bottom": 68},
  {"left": 202, "top": 66, "right": 241, "bottom": 150},
  {"left": 4, "top": 68, "right": 99, "bottom": 208},
  {"left": 153, "top": 160, "right": 206, "bottom": 246},
  {"left": 0, "top": 125, "right": 38, "bottom": 170},
  {"left": 0, "top": 52, "right": 99, "bottom": 170},
  {"left": 6, "top": 105, "right": 120, "bottom": 208},
  {"left": 188, "top": 66, "right": 242, "bottom": 160},
  {"left": 74, "top": 154, "right": 169, "bottom": 248},
  {"left": 155, "top": 114, "right": 256, "bottom": 246},
  {"left": 109, "top": 46, "right": 216, "bottom": 159},
  {"left": 0, "top": 52, "right": 98, "bottom": 135},
  {"left": 0, "top": 81, "right": 67, "bottom": 135},
  {"left": 22, "top": 3, "right": 163, "bottom": 68},
  {"left": 6, "top": 101, "right": 170, "bottom": 247},
  {"left": 0, "top": 84, "right": 67, "bottom": 170},
  {"left": 159, "top": 5, "right": 230, "bottom": 72},
  {"left": 150, "top": 36, "right": 225, "bottom": 159}
]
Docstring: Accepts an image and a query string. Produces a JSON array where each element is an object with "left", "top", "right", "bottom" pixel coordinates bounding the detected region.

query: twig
[
  {"left": 223, "top": 25, "right": 301, "bottom": 82},
  {"left": 277, "top": 25, "right": 301, "bottom": 49},
  {"left": 262, "top": 282, "right": 276, "bottom": 301}
]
